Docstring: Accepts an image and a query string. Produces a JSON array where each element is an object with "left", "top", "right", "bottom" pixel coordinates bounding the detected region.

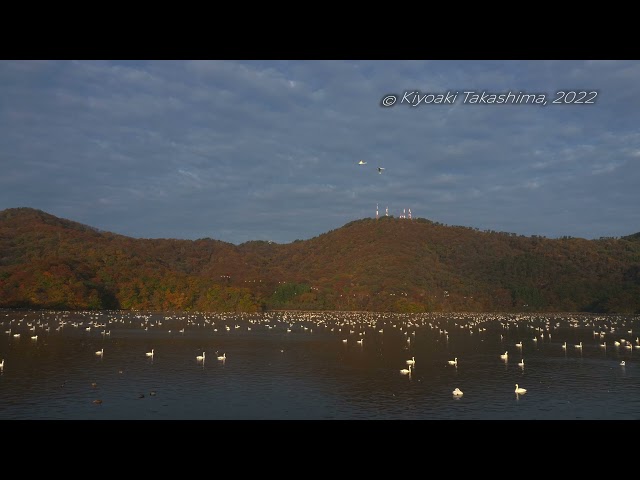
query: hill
[{"left": 1, "top": 207, "right": 639, "bottom": 313}]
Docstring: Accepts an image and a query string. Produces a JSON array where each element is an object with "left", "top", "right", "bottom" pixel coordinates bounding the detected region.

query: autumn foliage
[{"left": 1, "top": 208, "right": 639, "bottom": 313}]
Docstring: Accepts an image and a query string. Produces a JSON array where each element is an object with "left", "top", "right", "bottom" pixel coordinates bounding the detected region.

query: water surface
[{"left": 1, "top": 310, "right": 638, "bottom": 419}]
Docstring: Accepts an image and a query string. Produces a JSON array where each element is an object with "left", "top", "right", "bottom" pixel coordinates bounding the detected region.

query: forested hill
[{"left": 1, "top": 207, "right": 639, "bottom": 313}]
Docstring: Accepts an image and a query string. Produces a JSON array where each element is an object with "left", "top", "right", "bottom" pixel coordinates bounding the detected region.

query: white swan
[
  {"left": 217, "top": 352, "right": 226, "bottom": 361},
  {"left": 448, "top": 357, "right": 458, "bottom": 366},
  {"left": 500, "top": 351, "right": 508, "bottom": 360},
  {"left": 515, "top": 341, "right": 523, "bottom": 347},
  {"left": 0, "top": 359, "right": 4, "bottom": 370},
  {"left": 196, "top": 352, "right": 205, "bottom": 361},
  {"left": 400, "top": 364, "right": 412, "bottom": 375},
  {"left": 518, "top": 359, "right": 525, "bottom": 367},
  {"left": 620, "top": 360, "right": 626, "bottom": 366},
  {"left": 452, "top": 387, "right": 463, "bottom": 396},
  {"left": 515, "top": 384, "right": 527, "bottom": 394},
  {"left": 146, "top": 349, "right": 154, "bottom": 357},
  {"left": 575, "top": 341, "right": 583, "bottom": 349},
  {"left": 562, "top": 341, "right": 567, "bottom": 349},
  {"left": 95, "top": 348, "right": 103, "bottom": 356},
  {"left": 406, "top": 356, "right": 416, "bottom": 366}
]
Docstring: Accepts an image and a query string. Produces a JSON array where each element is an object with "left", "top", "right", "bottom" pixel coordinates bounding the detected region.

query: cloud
[{"left": 1, "top": 60, "right": 639, "bottom": 243}]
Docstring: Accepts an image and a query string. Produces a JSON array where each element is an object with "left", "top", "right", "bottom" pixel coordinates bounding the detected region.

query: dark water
[{"left": 1, "top": 310, "right": 638, "bottom": 420}]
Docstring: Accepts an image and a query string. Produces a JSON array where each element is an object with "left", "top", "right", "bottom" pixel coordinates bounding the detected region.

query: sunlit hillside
[{"left": 1, "top": 208, "right": 639, "bottom": 313}]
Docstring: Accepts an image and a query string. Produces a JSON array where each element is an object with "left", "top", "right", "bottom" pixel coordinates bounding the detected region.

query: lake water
[{"left": 1, "top": 310, "right": 638, "bottom": 420}]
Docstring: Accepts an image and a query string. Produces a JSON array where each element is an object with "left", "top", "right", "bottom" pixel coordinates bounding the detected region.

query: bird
[
  {"left": 217, "top": 352, "right": 226, "bottom": 361},
  {"left": 0, "top": 359, "right": 4, "bottom": 370},
  {"left": 358, "top": 160, "right": 367, "bottom": 165},
  {"left": 377, "top": 167, "right": 385, "bottom": 174},
  {"left": 406, "top": 356, "right": 416, "bottom": 366},
  {"left": 575, "top": 341, "right": 583, "bottom": 349},
  {"left": 518, "top": 359, "right": 525, "bottom": 367},
  {"left": 452, "top": 387, "right": 463, "bottom": 396},
  {"left": 400, "top": 364, "right": 412, "bottom": 375},
  {"left": 515, "top": 341, "right": 523, "bottom": 348},
  {"left": 196, "top": 352, "right": 205, "bottom": 362},
  {"left": 500, "top": 351, "right": 508, "bottom": 360},
  {"left": 620, "top": 361, "right": 626, "bottom": 366},
  {"left": 515, "top": 384, "right": 527, "bottom": 394},
  {"left": 146, "top": 349, "right": 154, "bottom": 358},
  {"left": 448, "top": 357, "right": 458, "bottom": 366},
  {"left": 95, "top": 348, "right": 104, "bottom": 356},
  {"left": 562, "top": 341, "right": 567, "bottom": 349}
]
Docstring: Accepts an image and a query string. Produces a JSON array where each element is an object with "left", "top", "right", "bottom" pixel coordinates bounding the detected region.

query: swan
[
  {"left": 146, "top": 349, "right": 154, "bottom": 357},
  {"left": 575, "top": 341, "right": 583, "bottom": 349},
  {"left": 518, "top": 359, "right": 525, "bottom": 367},
  {"left": 452, "top": 387, "right": 463, "bottom": 396},
  {"left": 515, "top": 384, "right": 527, "bottom": 394},
  {"left": 620, "top": 360, "right": 626, "bottom": 366},
  {"left": 406, "top": 356, "right": 416, "bottom": 366},
  {"left": 196, "top": 352, "right": 205, "bottom": 361},
  {"left": 500, "top": 351, "right": 508, "bottom": 360},
  {"left": 562, "top": 341, "right": 567, "bottom": 349},
  {"left": 400, "top": 364, "right": 412, "bottom": 375},
  {"left": 217, "top": 352, "right": 226, "bottom": 361},
  {"left": 0, "top": 359, "right": 4, "bottom": 370},
  {"left": 95, "top": 348, "right": 104, "bottom": 356},
  {"left": 448, "top": 357, "right": 458, "bottom": 366},
  {"left": 515, "top": 341, "right": 523, "bottom": 347}
]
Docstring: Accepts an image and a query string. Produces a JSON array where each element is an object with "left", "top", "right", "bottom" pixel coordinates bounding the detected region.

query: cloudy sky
[{"left": 1, "top": 60, "right": 639, "bottom": 244}]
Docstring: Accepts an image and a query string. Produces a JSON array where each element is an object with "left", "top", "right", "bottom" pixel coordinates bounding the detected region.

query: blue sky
[{"left": 1, "top": 60, "right": 639, "bottom": 244}]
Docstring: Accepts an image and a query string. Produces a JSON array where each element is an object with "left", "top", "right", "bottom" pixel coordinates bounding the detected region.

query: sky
[{"left": 1, "top": 60, "right": 639, "bottom": 245}]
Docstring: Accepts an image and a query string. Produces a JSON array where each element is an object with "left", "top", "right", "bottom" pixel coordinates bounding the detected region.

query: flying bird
[
  {"left": 377, "top": 167, "right": 385, "bottom": 174},
  {"left": 358, "top": 160, "right": 367, "bottom": 165}
]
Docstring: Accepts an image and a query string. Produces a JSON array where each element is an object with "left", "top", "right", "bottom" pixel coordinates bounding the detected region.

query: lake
[{"left": 1, "top": 309, "right": 638, "bottom": 420}]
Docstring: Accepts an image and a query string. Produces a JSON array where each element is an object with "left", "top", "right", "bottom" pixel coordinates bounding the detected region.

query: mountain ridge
[{"left": 1, "top": 207, "right": 639, "bottom": 313}]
